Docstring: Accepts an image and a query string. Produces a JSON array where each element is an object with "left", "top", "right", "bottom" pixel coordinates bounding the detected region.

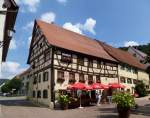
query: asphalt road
[{"left": 0, "top": 96, "right": 149, "bottom": 118}]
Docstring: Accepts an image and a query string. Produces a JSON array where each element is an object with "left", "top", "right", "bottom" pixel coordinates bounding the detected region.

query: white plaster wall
[
  {"left": 0, "top": 0, "right": 6, "bottom": 63},
  {"left": 138, "top": 70, "right": 149, "bottom": 85}
]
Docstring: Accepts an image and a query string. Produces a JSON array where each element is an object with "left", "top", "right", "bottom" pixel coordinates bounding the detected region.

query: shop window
[
  {"left": 78, "top": 57, "right": 84, "bottom": 66},
  {"left": 61, "top": 53, "right": 72, "bottom": 63},
  {"left": 57, "top": 71, "right": 65, "bottom": 83},
  {"left": 37, "top": 90, "right": 41, "bottom": 98},
  {"left": 88, "top": 59, "right": 93, "bottom": 68},
  {"left": 43, "top": 90, "right": 48, "bottom": 98},
  {"left": 79, "top": 73, "right": 85, "bottom": 83},
  {"left": 96, "top": 75, "right": 101, "bottom": 83},
  {"left": 88, "top": 75, "right": 93, "bottom": 85},
  {"left": 38, "top": 74, "right": 41, "bottom": 83},
  {"left": 43, "top": 72, "right": 49, "bottom": 81},
  {"left": 33, "top": 91, "right": 36, "bottom": 98},
  {"left": 120, "top": 77, "right": 126, "bottom": 83},
  {"left": 69, "top": 72, "right": 76, "bottom": 84},
  {"left": 127, "top": 78, "right": 132, "bottom": 84}
]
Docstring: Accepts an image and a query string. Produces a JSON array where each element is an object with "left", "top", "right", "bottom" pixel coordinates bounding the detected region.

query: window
[
  {"left": 132, "top": 68, "right": 137, "bottom": 74},
  {"left": 126, "top": 66, "right": 132, "bottom": 72},
  {"left": 88, "top": 75, "right": 93, "bottom": 85},
  {"left": 133, "top": 54, "right": 136, "bottom": 57},
  {"left": 78, "top": 57, "right": 84, "bottom": 66},
  {"left": 133, "top": 79, "right": 137, "bottom": 84},
  {"left": 97, "top": 61, "right": 101, "bottom": 69},
  {"left": 43, "top": 72, "right": 49, "bottom": 81},
  {"left": 96, "top": 75, "right": 101, "bottom": 83},
  {"left": 69, "top": 72, "right": 76, "bottom": 84},
  {"left": 79, "top": 73, "right": 85, "bottom": 83},
  {"left": 33, "top": 91, "right": 36, "bottom": 98},
  {"left": 38, "top": 74, "right": 41, "bottom": 83},
  {"left": 43, "top": 90, "right": 48, "bottom": 98},
  {"left": 120, "top": 64, "right": 125, "bottom": 70},
  {"left": 44, "top": 51, "right": 50, "bottom": 62},
  {"left": 127, "top": 78, "right": 132, "bottom": 84},
  {"left": 88, "top": 59, "right": 93, "bottom": 68},
  {"left": 33, "top": 76, "right": 37, "bottom": 84},
  {"left": 120, "top": 77, "right": 126, "bottom": 83},
  {"left": 57, "top": 71, "right": 64, "bottom": 83},
  {"left": 37, "top": 90, "right": 41, "bottom": 98},
  {"left": 61, "top": 53, "right": 72, "bottom": 63}
]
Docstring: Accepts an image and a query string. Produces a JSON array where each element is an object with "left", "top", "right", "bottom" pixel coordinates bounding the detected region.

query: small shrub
[
  {"left": 112, "top": 92, "right": 135, "bottom": 109},
  {"left": 135, "top": 81, "right": 147, "bottom": 97}
]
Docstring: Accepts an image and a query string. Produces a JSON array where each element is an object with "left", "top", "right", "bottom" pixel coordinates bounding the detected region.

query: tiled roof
[
  {"left": 98, "top": 41, "right": 146, "bottom": 70},
  {"left": 36, "top": 20, "right": 117, "bottom": 62}
]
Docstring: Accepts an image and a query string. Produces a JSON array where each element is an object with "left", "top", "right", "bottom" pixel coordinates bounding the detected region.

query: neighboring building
[
  {"left": 27, "top": 20, "right": 119, "bottom": 107},
  {"left": 128, "top": 46, "right": 150, "bottom": 68},
  {"left": 27, "top": 20, "right": 149, "bottom": 108},
  {"left": 128, "top": 46, "right": 150, "bottom": 88},
  {"left": 16, "top": 68, "right": 31, "bottom": 95},
  {"left": 0, "top": 0, "right": 19, "bottom": 62},
  {"left": 99, "top": 42, "right": 149, "bottom": 92}
]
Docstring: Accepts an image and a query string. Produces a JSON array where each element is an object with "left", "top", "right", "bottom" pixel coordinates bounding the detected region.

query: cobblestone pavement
[{"left": 0, "top": 96, "right": 149, "bottom": 118}]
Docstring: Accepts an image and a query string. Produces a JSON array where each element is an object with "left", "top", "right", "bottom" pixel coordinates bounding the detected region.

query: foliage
[
  {"left": 119, "top": 43, "right": 150, "bottom": 56},
  {"left": 135, "top": 81, "right": 148, "bottom": 97},
  {"left": 1, "top": 77, "right": 22, "bottom": 94},
  {"left": 58, "top": 94, "right": 70, "bottom": 105},
  {"left": 112, "top": 92, "right": 135, "bottom": 108}
]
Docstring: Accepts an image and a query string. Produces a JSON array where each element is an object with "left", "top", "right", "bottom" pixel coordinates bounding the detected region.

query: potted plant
[
  {"left": 58, "top": 94, "right": 70, "bottom": 110},
  {"left": 112, "top": 92, "right": 135, "bottom": 118}
]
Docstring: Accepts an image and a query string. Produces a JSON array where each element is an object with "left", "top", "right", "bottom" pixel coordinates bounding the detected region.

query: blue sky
[{"left": 1, "top": 0, "right": 150, "bottom": 79}]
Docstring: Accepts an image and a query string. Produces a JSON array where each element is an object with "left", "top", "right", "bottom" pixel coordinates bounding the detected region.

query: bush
[
  {"left": 58, "top": 94, "right": 70, "bottom": 105},
  {"left": 135, "top": 81, "right": 147, "bottom": 97},
  {"left": 112, "top": 92, "right": 135, "bottom": 108}
]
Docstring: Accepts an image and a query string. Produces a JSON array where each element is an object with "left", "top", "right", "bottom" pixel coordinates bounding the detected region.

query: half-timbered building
[{"left": 27, "top": 20, "right": 119, "bottom": 107}]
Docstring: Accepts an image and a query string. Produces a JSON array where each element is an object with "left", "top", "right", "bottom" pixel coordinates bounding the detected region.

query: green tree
[
  {"left": 1, "top": 77, "right": 22, "bottom": 94},
  {"left": 135, "top": 81, "right": 147, "bottom": 97},
  {"left": 1, "top": 80, "right": 11, "bottom": 93}
]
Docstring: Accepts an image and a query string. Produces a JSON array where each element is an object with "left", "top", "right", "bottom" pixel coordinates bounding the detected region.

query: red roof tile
[
  {"left": 98, "top": 41, "right": 146, "bottom": 70},
  {"left": 36, "top": 20, "right": 117, "bottom": 62}
]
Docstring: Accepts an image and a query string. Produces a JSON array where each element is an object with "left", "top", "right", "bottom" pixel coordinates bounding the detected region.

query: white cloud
[
  {"left": 124, "top": 41, "right": 139, "bottom": 47},
  {"left": 28, "top": 36, "right": 32, "bottom": 47},
  {"left": 63, "top": 23, "right": 83, "bottom": 34},
  {"left": 40, "top": 12, "right": 56, "bottom": 24},
  {"left": 16, "top": 0, "right": 41, "bottom": 12},
  {"left": 63, "top": 18, "right": 96, "bottom": 35},
  {"left": 23, "top": 21, "right": 34, "bottom": 30},
  {"left": 82, "top": 18, "right": 96, "bottom": 35},
  {"left": 9, "top": 39, "right": 17, "bottom": 50},
  {"left": 56, "top": 0, "right": 67, "bottom": 4},
  {"left": 0, "top": 61, "right": 27, "bottom": 79}
]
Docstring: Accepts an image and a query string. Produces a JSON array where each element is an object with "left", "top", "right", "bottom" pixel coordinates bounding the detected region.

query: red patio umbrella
[
  {"left": 71, "top": 82, "right": 86, "bottom": 90},
  {"left": 91, "top": 83, "right": 104, "bottom": 89},
  {"left": 84, "top": 85, "right": 93, "bottom": 90},
  {"left": 109, "top": 83, "right": 125, "bottom": 88}
]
